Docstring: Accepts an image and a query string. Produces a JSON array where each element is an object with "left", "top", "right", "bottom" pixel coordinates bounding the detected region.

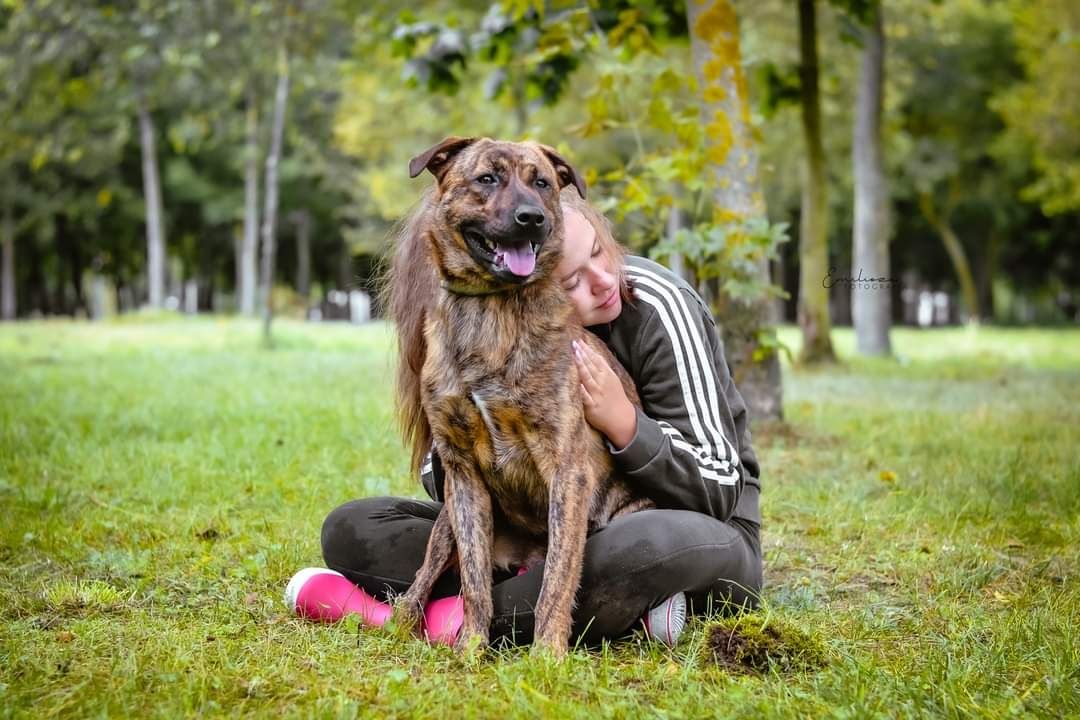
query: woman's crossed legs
[{"left": 320, "top": 496, "right": 762, "bottom": 648}]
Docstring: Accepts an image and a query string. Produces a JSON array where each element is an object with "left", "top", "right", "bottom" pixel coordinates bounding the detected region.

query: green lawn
[{"left": 1, "top": 317, "right": 1077, "bottom": 718}]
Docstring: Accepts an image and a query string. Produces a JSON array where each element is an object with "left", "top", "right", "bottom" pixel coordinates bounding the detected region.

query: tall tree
[
  {"left": 897, "top": 0, "right": 1022, "bottom": 324},
  {"left": 134, "top": 84, "right": 166, "bottom": 308},
  {"left": 241, "top": 85, "right": 260, "bottom": 316},
  {"left": 796, "top": 0, "right": 835, "bottom": 363},
  {"left": 852, "top": 2, "right": 891, "bottom": 355},
  {"left": 259, "top": 44, "right": 290, "bottom": 346},
  {"left": 289, "top": 208, "right": 312, "bottom": 303},
  {"left": 687, "top": 0, "right": 783, "bottom": 421},
  {"left": 1, "top": 191, "right": 12, "bottom": 320}
]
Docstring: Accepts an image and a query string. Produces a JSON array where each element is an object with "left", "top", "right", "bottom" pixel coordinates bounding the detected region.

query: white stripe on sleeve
[
  {"left": 627, "top": 267, "right": 740, "bottom": 468},
  {"left": 657, "top": 421, "right": 737, "bottom": 476},
  {"left": 628, "top": 266, "right": 737, "bottom": 463},
  {"left": 624, "top": 291, "right": 739, "bottom": 485}
]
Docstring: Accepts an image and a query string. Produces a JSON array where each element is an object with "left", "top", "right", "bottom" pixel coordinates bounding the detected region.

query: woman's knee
[
  {"left": 320, "top": 496, "right": 399, "bottom": 569},
  {"left": 588, "top": 508, "right": 730, "bottom": 562},
  {"left": 320, "top": 495, "right": 443, "bottom": 577}
]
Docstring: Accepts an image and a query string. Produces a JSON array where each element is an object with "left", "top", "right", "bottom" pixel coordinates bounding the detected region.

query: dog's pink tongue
[{"left": 500, "top": 244, "right": 536, "bottom": 277}]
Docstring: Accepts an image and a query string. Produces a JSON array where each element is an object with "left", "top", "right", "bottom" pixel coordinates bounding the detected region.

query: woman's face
[{"left": 555, "top": 208, "right": 622, "bottom": 326}]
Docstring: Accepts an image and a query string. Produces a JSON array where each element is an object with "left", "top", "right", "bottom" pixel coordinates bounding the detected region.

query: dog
[{"left": 383, "top": 137, "right": 653, "bottom": 655}]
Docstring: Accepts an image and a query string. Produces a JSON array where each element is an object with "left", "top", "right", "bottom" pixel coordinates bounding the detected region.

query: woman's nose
[{"left": 588, "top": 267, "right": 613, "bottom": 294}]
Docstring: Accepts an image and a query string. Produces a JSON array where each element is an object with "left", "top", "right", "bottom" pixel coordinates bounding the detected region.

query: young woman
[{"left": 305, "top": 192, "right": 763, "bottom": 648}]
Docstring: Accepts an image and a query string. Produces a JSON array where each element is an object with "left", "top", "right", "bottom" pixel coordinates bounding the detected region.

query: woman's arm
[
  {"left": 598, "top": 282, "right": 755, "bottom": 522},
  {"left": 426, "top": 287, "right": 761, "bottom": 523}
]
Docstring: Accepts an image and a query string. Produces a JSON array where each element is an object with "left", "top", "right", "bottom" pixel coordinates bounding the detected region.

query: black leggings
[{"left": 321, "top": 496, "right": 763, "bottom": 648}]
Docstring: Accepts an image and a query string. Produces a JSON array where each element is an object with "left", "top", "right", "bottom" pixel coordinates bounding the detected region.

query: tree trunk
[
  {"left": 136, "top": 87, "right": 166, "bottom": 309},
  {"left": 917, "top": 191, "right": 981, "bottom": 323},
  {"left": 687, "top": 0, "right": 783, "bottom": 422},
  {"left": 28, "top": 237, "right": 46, "bottom": 314},
  {"left": 337, "top": 238, "right": 352, "bottom": 293},
  {"left": 68, "top": 228, "right": 86, "bottom": 314},
  {"left": 977, "top": 228, "right": 999, "bottom": 321},
  {"left": 796, "top": 0, "right": 835, "bottom": 363},
  {"left": 241, "top": 85, "right": 260, "bottom": 316},
  {"left": 292, "top": 209, "right": 311, "bottom": 303},
  {"left": 1, "top": 195, "right": 14, "bottom": 320},
  {"left": 259, "top": 46, "right": 290, "bottom": 347},
  {"left": 511, "top": 69, "right": 528, "bottom": 137},
  {"left": 770, "top": 255, "right": 786, "bottom": 324},
  {"left": 666, "top": 198, "right": 691, "bottom": 284},
  {"left": 852, "top": 3, "right": 892, "bottom": 356}
]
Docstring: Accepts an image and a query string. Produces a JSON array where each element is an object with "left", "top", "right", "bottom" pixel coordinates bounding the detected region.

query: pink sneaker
[
  {"left": 285, "top": 567, "right": 465, "bottom": 646},
  {"left": 421, "top": 595, "right": 464, "bottom": 646},
  {"left": 284, "top": 568, "right": 393, "bottom": 625},
  {"left": 642, "top": 592, "right": 687, "bottom": 646}
]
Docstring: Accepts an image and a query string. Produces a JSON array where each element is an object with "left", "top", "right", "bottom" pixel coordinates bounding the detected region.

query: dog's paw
[
  {"left": 529, "top": 638, "right": 568, "bottom": 661},
  {"left": 453, "top": 627, "right": 489, "bottom": 658},
  {"left": 533, "top": 621, "right": 571, "bottom": 659},
  {"left": 388, "top": 597, "right": 423, "bottom": 638}
]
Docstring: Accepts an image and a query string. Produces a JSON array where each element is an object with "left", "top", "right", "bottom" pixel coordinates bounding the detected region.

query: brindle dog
[{"left": 384, "top": 137, "right": 653, "bottom": 656}]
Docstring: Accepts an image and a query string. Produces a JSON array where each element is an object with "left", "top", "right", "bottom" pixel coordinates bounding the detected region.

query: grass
[{"left": 1, "top": 316, "right": 1077, "bottom": 718}]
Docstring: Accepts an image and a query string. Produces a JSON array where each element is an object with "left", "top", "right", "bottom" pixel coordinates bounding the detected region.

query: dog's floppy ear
[
  {"left": 409, "top": 136, "right": 478, "bottom": 182},
  {"left": 538, "top": 144, "right": 586, "bottom": 199}
]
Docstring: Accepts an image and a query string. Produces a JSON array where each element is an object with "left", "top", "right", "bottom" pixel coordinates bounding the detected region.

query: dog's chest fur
[{"left": 423, "top": 293, "right": 576, "bottom": 537}]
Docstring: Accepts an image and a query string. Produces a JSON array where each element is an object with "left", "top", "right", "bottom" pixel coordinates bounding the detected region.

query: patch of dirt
[{"left": 704, "top": 614, "right": 828, "bottom": 675}]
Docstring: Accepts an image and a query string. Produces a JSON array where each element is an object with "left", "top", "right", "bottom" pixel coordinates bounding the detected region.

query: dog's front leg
[
  {"left": 442, "top": 456, "right": 495, "bottom": 653},
  {"left": 533, "top": 448, "right": 593, "bottom": 656},
  {"left": 394, "top": 505, "right": 456, "bottom": 632}
]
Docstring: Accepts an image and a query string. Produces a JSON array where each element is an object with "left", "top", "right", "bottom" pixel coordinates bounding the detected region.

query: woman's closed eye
[{"left": 564, "top": 245, "right": 602, "bottom": 291}]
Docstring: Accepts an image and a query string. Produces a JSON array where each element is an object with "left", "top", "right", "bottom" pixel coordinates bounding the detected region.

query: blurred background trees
[{"left": 0, "top": 0, "right": 1076, "bottom": 340}]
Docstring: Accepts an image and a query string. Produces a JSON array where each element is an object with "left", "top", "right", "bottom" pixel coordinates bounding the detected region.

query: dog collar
[{"left": 439, "top": 278, "right": 512, "bottom": 297}]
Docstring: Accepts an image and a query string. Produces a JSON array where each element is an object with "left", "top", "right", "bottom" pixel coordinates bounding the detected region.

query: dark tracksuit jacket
[{"left": 419, "top": 254, "right": 762, "bottom": 528}]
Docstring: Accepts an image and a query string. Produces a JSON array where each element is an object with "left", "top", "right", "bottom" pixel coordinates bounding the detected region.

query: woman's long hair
[
  {"left": 559, "top": 188, "right": 636, "bottom": 307},
  {"left": 376, "top": 189, "right": 437, "bottom": 475}
]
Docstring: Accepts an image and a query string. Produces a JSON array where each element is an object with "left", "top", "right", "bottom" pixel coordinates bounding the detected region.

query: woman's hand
[{"left": 572, "top": 339, "right": 638, "bottom": 450}]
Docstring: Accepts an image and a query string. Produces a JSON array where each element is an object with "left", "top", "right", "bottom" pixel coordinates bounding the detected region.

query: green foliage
[
  {"left": 393, "top": 16, "right": 470, "bottom": 95},
  {"left": 1, "top": 0, "right": 1077, "bottom": 322},
  {"left": 651, "top": 218, "right": 790, "bottom": 303},
  {"left": 991, "top": 0, "right": 1080, "bottom": 215},
  {"left": 756, "top": 61, "right": 801, "bottom": 119},
  {"left": 392, "top": 3, "right": 593, "bottom": 108},
  {"left": 569, "top": 34, "right": 790, "bottom": 308}
]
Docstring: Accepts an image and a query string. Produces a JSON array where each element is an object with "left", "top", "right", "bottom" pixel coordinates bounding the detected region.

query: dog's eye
[
  {"left": 476, "top": 174, "right": 497, "bottom": 185},
  {"left": 535, "top": 178, "right": 550, "bottom": 189}
]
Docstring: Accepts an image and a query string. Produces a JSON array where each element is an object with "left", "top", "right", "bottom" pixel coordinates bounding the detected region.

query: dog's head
[{"left": 409, "top": 137, "right": 586, "bottom": 289}]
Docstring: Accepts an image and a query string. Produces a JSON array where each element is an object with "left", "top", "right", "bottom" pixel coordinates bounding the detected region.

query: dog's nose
[{"left": 514, "top": 205, "right": 546, "bottom": 228}]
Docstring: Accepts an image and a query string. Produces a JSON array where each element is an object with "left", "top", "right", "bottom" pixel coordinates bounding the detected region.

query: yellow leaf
[
  {"left": 97, "top": 189, "right": 113, "bottom": 209},
  {"left": 879, "top": 470, "right": 898, "bottom": 483}
]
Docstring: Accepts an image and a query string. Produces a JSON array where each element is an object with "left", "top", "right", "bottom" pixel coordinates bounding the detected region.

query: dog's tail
[{"left": 377, "top": 189, "right": 437, "bottom": 476}]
